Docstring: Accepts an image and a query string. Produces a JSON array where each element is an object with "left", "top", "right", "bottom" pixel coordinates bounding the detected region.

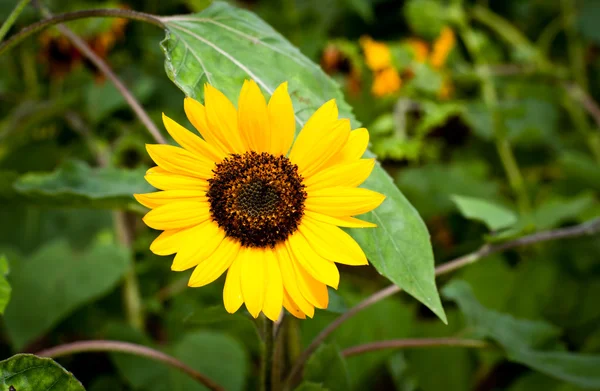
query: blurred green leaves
[
  {"left": 444, "top": 280, "right": 600, "bottom": 388},
  {"left": 451, "top": 195, "right": 517, "bottom": 231},
  {"left": 0, "top": 256, "right": 11, "bottom": 314},
  {"left": 160, "top": 0, "right": 446, "bottom": 322},
  {"left": 303, "top": 344, "right": 350, "bottom": 391},
  {"left": 4, "top": 236, "right": 130, "bottom": 348},
  {"left": 13, "top": 159, "right": 152, "bottom": 209},
  {"left": 0, "top": 354, "right": 84, "bottom": 390}
]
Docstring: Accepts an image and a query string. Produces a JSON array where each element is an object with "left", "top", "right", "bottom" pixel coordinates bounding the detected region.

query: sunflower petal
[
  {"left": 134, "top": 190, "right": 206, "bottom": 209},
  {"left": 142, "top": 201, "right": 210, "bottom": 230},
  {"left": 304, "top": 159, "right": 375, "bottom": 191},
  {"left": 240, "top": 247, "right": 266, "bottom": 318},
  {"left": 300, "top": 216, "right": 368, "bottom": 266},
  {"left": 277, "top": 245, "right": 315, "bottom": 317},
  {"left": 162, "top": 113, "right": 224, "bottom": 162},
  {"left": 283, "top": 289, "right": 306, "bottom": 319},
  {"left": 171, "top": 220, "right": 225, "bottom": 271},
  {"left": 326, "top": 127, "right": 369, "bottom": 166},
  {"left": 291, "top": 257, "right": 329, "bottom": 309},
  {"left": 289, "top": 119, "right": 350, "bottom": 178},
  {"left": 150, "top": 228, "right": 187, "bottom": 256},
  {"left": 223, "top": 257, "right": 244, "bottom": 314},
  {"left": 263, "top": 250, "right": 284, "bottom": 321},
  {"left": 145, "top": 167, "right": 209, "bottom": 191},
  {"left": 286, "top": 233, "right": 340, "bottom": 289},
  {"left": 304, "top": 210, "right": 377, "bottom": 228},
  {"left": 146, "top": 144, "right": 214, "bottom": 179},
  {"left": 204, "top": 84, "right": 246, "bottom": 154},
  {"left": 188, "top": 236, "right": 240, "bottom": 287},
  {"left": 184, "top": 97, "right": 230, "bottom": 156},
  {"left": 268, "top": 82, "right": 295, "bottom": 156},
  {"left": 306, "top": 187, "right": 385, "bottom": 217},
  {"left": 238, "top": 80, "right": 271, "bottom": 153}
]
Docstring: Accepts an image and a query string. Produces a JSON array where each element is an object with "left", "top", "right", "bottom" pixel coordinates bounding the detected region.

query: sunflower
[{"left": 135, "top": 81, "right": 385, "bottom": 320}]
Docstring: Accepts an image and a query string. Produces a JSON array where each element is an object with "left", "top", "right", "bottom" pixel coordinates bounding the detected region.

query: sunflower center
[{"left": 207, "top": 151, "right": 306, "bottom": 248}]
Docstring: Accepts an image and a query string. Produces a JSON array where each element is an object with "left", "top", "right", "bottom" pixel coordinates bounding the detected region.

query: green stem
[
  {"left": 0, "top": 0, "right": 31, "bottom": 42},
  {"left": 460, "top": 26, "right": 532, "bottom": 215},
  {"left": 114, "top": 211, "right": 145, "bottom": 331},
  {"left": 0, "top": 8, "right": 164, "bottom": 56},
  {"left": 561, "top": 0, "right": 588, "bottom": 90},
  {"left": 261, "top": 317, "right": 275, "bottom": 391}
]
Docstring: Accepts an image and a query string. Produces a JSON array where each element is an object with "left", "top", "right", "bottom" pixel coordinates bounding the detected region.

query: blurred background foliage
[{"left": 1, "top": 0, "right": 600, "bottom": 390}]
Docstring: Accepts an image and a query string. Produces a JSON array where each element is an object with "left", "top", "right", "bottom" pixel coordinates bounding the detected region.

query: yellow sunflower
[{"left": 135, "top": 80, "right": 385, "bottom": 321}]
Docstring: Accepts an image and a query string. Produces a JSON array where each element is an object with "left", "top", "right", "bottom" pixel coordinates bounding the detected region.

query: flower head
[
  {"left": 360, "top": 36, "right": 392, "bottom": 71},
  {"left": 136, "top": 81, "right": 385, "bottom": 320},
  {"left": 372, "top": 68, "right": 402, "bottom": 97}
]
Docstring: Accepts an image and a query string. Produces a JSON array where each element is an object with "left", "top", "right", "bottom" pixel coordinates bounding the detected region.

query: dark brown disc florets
[{"left": 207, "top": 151, "right": 307, "bottom": 248}]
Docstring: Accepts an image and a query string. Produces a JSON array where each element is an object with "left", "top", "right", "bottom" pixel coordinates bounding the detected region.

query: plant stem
[
  {"left": 32, "top": 3, "right": 166, "bottom": 144},
  {"left": 115, "top": 211, "right": 145, "bottom": 331},
  {"left": 0, "top": 8, "right": 164, "bottom": 56},
  {"left": 459, "top": 25, "right": 532, "bottom": 215},
  {"left": 261, "top": 317, "right": 275, "bottom": 391},
  {"left": 0, "top": 0, "right": 31, "bottom": 42},
  {"left": 36, "top": 340, "right": 225, "bottom": 391},
  {"left": 342, "top": 338, "right": 487, "bottom": 357},
  {"left": 561, "top": 0, "right": 588, "bottom": 91},
  {"left": 283, "top": 218, "right": 600, "bottom": 389}
]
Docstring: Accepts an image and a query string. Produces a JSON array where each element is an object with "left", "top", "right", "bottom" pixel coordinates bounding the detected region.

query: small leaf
[
  {"left": 451, "top": 195, "right": 517, "bottom": 231},
  {"left": 0, "top": 354, "right": 84, "bottom": 391},
  {"left": 4, "top": 238, "right": 130, "bottom": 348},
  {"left": 443, "top": 280, "right": 600, "bottom": 388},
  {"left": 13, "top": 160, "right": 153, "bottom": 209},
  {"left": 160, "top": 2, "right": 446, "bottom": 322},
  {"left": 304, "top": 344, "right": 350, "bottom": 391},
  {"left": 294, "top": 382, "right": 330, "bottom": 391},
  {"left": 0, "top": 256, "right": 11, "bottom": 314}
]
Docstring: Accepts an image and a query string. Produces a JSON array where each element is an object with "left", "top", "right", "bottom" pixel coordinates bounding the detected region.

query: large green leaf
[
  {"left": 304, "top": 344, "right": 350, "bottom": 391},
  {"left": 0, "top": 354, "right": 84, "bottom": 391},
  {"left": 13, "top": 160, "right": 152, "bottom": 209},
  {"left": 4, "top": 237, "right": 130, "bottom": 348},
  {"left": 443, "top": 280, "right": 600, "bottom": 388},
  {"left": 159, "top": 1, "right": 445, "bottom": 322},
  {"left": 0, "top": 256, "right": 11, "bottom": 314}
]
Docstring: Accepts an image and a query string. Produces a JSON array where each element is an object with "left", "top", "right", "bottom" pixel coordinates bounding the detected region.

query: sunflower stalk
[{"left": 260, "top": 316, "right": 276, "bottom": 391}]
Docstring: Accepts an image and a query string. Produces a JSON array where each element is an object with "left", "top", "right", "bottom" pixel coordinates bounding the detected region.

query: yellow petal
[
  {"left": 240, "top": 247, "right": 266, "bottom": 318},
  {"left": 304, "top": 210, "right": 376, "bottom": 228},
  {"left": 238, "top": 80, "right": 271, "bottom": 153},
  {"left": 306, "top": 187, "right": 385, "bottom": 217},
  {"left": 184, "top": 97, "right": 230, "bottom": 156},
  {"left": 262, "top": 250, "right": 284, "bottom": 321},
  {"left": 326, "top": 128, "right": 369, "bottom": 166},
  {"left": 204, "top": 84, "right": 246, "bottom": 154},
  {"left": 268, "top": 82, "right": 295, "bottom": 156},
  {"left": 286, "top": 233, "right": 340, "bottom": 289},
  {"left": 283, "top": 289, "right": 306, "bottom": 319},
  {"left": 134, "top": 190, "right": 206, "bottom": 209},
  {"left": 291, "top": 256, "right": 329, "bottom": 309},
  {"left": 145, "top": 167, "right": 209, "bottom": 191},
  {"left": 188, "top": 236, "right": 240, "bottom": 287},
  {"left": 146, "top": 144, "right": 214, "bottom": 179},
  {"left": 142, "top": 201, "right": 210, "bottom": 230},
  {"left": 223, "top": 257, "right": 244, "bottom": 314},
  {"left": 277, "top": 245, "right": 315, "bottom": 318},
  {"left": 288, "top": 99, "right": 339, "bottom": 162},
  {"left": 162, "top": 113, "right": 225, "bottom": 163},
  {"left": 304, "top": 159, "right": 375, "bottom": 191},
  {"left": 289, "top": 119, "right": 350, "bottom": 178},
  {"left": 171, "top": 220, "right": 225, "bottom": 271},
  {"left": 299, "top": 216, "right": 368, "bottom": 266},
  {"left": 150, "top": 228, "right": 188, "bottom": 256}
]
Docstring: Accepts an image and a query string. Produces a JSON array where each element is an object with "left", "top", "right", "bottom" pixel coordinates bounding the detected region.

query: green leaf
[
  {"left": 404, "top": 0, "right": 446, "bottom": 39},
  {"left": 0, "top": 354, "right": 84, "bottom": 391},
  {"left": 170, "top": 331, "right": 247, "bottom": 391},
  {"left": 350, "top": 159, "right": 447, "bottom": 323},
  {"left": 304, "top": 344, "right": 350, "bottom": 391},
  {"left": 443, "top": 280, "right": 600, "bottom": 388},
  {"left": 4, "top": 237, "right": 130, "bottom": 348},
  {"left": 160, "top": 1, "right": 446, "bottom": 322},
  {"left": 532, "top": 193, "right": 596, "bottom": 230},
  {"left": 0, "top": 256, "right": 11, "bottom": 314},
  {"left": 451, "top": 195, "right": 517, "bottom": 231},
  {"left": 13, "top": 160, "right": 153, "bottom": 209},
  {"left": 294, "top": 382, "right": 329, "bottom": 391}
]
